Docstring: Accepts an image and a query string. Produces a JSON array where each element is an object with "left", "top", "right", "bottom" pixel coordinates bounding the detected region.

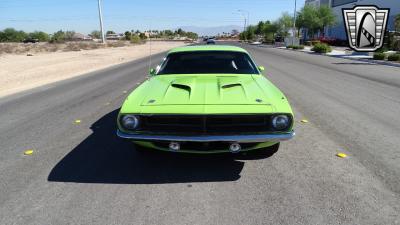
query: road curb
[{"left": 274, "top": 46, "right": 400, "bottom": 68}]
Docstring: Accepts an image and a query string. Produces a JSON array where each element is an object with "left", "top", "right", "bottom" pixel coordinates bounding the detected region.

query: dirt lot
[{"left": 0, "top": 41, "right": 186, "bottom": 97}]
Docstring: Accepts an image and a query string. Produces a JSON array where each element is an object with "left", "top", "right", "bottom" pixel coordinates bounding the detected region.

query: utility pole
[
  {"left": 238, "top": 10, "right": 250, "bottom": 31},
  {"left": 292, "top": 0, "right": 297, "bottom": 45},
  {"left": 97, "top": 0, "right": 106, "bottom": 43}
]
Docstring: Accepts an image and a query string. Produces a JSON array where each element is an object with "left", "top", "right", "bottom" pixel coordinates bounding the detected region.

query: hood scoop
[
  {"left": 141, "top": 75, "right": 270, "bottom": 106},
  {"left": 221, "top": 83, "right": 242, "bottom": 89},
  {"left": 171, "top": 83, "right": 191, "bottom": 93}
]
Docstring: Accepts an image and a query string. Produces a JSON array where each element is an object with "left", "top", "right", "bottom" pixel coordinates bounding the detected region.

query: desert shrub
[
  {"left": 64, "top": 42, "right": 81, "bottom": 51},
  {"left": 311, "top": 43, "right": 332, "bottom": 53},
  {"left": 78, "top": 42, "right": 91, "bottom": 50},
  {"left": 373, "top": 52, "right": 386, "bottom": 60},
  {"left": 75, "top": 42, "right": 100, "bottom": 50},
  {"left": 287, "top": 45, "right": 305, "bottom": 50},
  {"left": 50, "top": 30, "right": 66, "bottom": 43},
  {"left": 130, "top": 34, "right": 141, "bottom": 44},
  {"left": 375, "top": 47, "right": 389, "bottom": 53},
  {"left": 311, "top": 40, "right": 320, "bottom": 45},
  {"left": 107, "top": 41, "right": 127, "bottom": 48},
  {"left": 0, "top": 43, "right": 15, "bottom": 54},
  {"left": 293, "top": 45, "right": 305, "bottom": 50},
  {"left": 391, "top": 40, "right": 400, "bottom": 51},
  {"left": 387, "top": 53, "right": 400, "bottom": 61},
  {"left": 304, "top": 41, "right": 312, "bottom": 46}
]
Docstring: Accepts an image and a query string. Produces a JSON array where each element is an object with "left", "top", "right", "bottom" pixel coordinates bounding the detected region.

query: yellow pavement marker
[
  {"left": 105, "top": 102, "right": 111, "bottom": 105},
  {"left": 24, "top": 149, "right": 34, "bottom": 155},
  {"left": 300, "top": 119, "right": 309, "bottom": 123},
  {"left": 74, "top": 120, "right": 81, "bottom": 124},
  {"left": 336, "top": 152, "right": 348, "bottom": 158},
  {"left": 123, "top": 90, "right": 128, "bottom": 94}
]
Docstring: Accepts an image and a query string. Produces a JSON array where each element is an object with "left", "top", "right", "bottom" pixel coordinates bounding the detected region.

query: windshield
[{"left": 157, "top": 51, "right": 258, "bottom": 74}]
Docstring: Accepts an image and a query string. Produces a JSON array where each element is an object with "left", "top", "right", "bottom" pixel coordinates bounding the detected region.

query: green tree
[
  {"left": 50, "top": 30, "right": 66, "bottom": 43},
  {"left": 275, "top": 12, "right": 293, "bottom": 37},
  {"left": 124, "top": 31, "right": 132, "bottom": 40},
  {"left": 296, "top": 5, "right": 321, "bottom": 38},
  {"left": 186, "top": 32, "right": 198, "bottom": 40},
  {"left": 318, "top": 5, "right": 336, "bottom": 37},
  {"left": 29, "top": 31, "right": 50, "bottom": 42},
  {"left": 176, "top": 28, "right": 184, "bottom": 36},
  {"left": 90, "top": 30, "right": 101, "bottom": 39},
  {"left": 0, "top": 28, "right": 28, "bottom": 42},
  {"left": 296, "top": 5, "right": 336, "bottom": 38},
  {"left": 239, "top": 31, "right": 247, "bottom": 40},
  {"left": 263, "top": 21, "right": 278, "bottom": 42},
  {"left": 106, "top": 30, "right": 115, "bottom": 35},
  {"left": 65, "top": 31, "right": 75, "bottom": 41},
  {"left": 395, "top": 14, "right": 400, "bottom": 32},
  {"left": 130, "top": 34, "right": 141, "bottom": 44},
  {"left": 139, "top": 32, "right": 147, "bottom": 40},
  {"left": 164, "top": 30, "right": 173, "bottom": 36},
  {"left": 245, "top": 25, "right": 256, "bottom": 40},
  {"left": 255, "top": 21, "right": 265, "bottom": 35}
]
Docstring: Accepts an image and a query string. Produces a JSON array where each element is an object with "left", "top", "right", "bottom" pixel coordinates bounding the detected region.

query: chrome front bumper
[{"left": 116, "top": 130, "right": 295, "bottom": 143}]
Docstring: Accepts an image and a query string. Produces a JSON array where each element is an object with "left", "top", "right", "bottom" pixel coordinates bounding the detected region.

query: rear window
[{"left": 157, "top": 51, "right": 259, "bottom": 75}]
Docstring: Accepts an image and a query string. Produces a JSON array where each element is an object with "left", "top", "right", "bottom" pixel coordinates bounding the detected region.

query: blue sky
[{"left": 0, "top": 0, "right": 304, "bottom": 34}]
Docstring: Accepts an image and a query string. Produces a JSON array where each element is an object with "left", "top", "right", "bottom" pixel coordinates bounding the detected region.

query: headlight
[
  {"left": 121, "top": 115, "right": 140, "bottom": 130},
  {"left": 271, "top": 115, "right": 290, "bottom": 130}
]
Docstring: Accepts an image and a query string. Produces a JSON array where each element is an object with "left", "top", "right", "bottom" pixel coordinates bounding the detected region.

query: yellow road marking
[{"left": 24, "top": 150, "right": 34, "bottom": 155}]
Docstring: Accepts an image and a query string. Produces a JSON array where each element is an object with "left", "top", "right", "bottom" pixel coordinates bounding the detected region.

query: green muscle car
[{"left": 117, "top": 45, "right": 294, "bottom": 153}]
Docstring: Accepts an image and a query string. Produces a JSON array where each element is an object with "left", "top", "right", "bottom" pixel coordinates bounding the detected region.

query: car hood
[{"left": 140, "top": 74, "right": 270, "bottom": 106}]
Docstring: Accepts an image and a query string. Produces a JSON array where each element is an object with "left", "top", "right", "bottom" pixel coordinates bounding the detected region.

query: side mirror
[
  {"left": 258, "top": 66, "right": 265, "bottom": 72},
  {"left": 149, "top": 68, "right": 156, "bottom": 76}
]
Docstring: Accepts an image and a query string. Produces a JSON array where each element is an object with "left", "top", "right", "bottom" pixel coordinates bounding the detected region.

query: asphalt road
[{"left": 1, "top": 43, "right": 400, "bottom": 225}]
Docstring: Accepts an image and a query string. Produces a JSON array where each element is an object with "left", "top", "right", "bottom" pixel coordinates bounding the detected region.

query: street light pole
[
  {"left": 97, "top": 0, "right": 106, "bottom": 43},
  {"left": 238, "top": 10, "right": 250, "bottom": 31},
  {"left": 292, "top": 0, "right": 297, "bottom": 45}
]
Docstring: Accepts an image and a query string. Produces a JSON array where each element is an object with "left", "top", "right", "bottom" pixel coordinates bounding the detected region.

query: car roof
[{"left": 168, "top": 45, "right": 248, "bottom": 54}]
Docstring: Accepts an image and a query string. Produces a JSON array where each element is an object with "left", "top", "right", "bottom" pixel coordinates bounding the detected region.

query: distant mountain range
[{"left": 178, "top": 25, "right": 243, "bottom": 36}]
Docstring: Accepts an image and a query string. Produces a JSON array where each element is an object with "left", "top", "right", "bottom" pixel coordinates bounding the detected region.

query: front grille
[{"left": 136, "top": 114, "right": 291, "bottom": 135}]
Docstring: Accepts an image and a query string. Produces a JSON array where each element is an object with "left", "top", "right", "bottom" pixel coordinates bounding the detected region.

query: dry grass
[
  {"left": 0, "top": 41, "right": 187, "bottom": 98},
  {"left": 0, "top": 41, "right": 146, "bottom": 55}
]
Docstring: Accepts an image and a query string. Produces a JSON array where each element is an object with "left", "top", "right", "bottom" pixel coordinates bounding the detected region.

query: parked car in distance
[
  {"left": 206, "top": 39, "right": 216, "bottom": 44},
  {"left": 23, "top": 38, "right": 39, "bottom": 43},
  {"left": 117, "top": 45, "right": 295, "bottom": 154}
]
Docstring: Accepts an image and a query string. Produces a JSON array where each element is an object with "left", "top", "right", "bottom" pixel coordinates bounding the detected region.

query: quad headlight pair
[{"left": 120, "top": 114, "right": 291, "bottom": 131}]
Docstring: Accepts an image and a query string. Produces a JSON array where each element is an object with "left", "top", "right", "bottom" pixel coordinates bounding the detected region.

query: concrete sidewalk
[{"left": 277, "top": 45, "right": 400, "bottom": 67}]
